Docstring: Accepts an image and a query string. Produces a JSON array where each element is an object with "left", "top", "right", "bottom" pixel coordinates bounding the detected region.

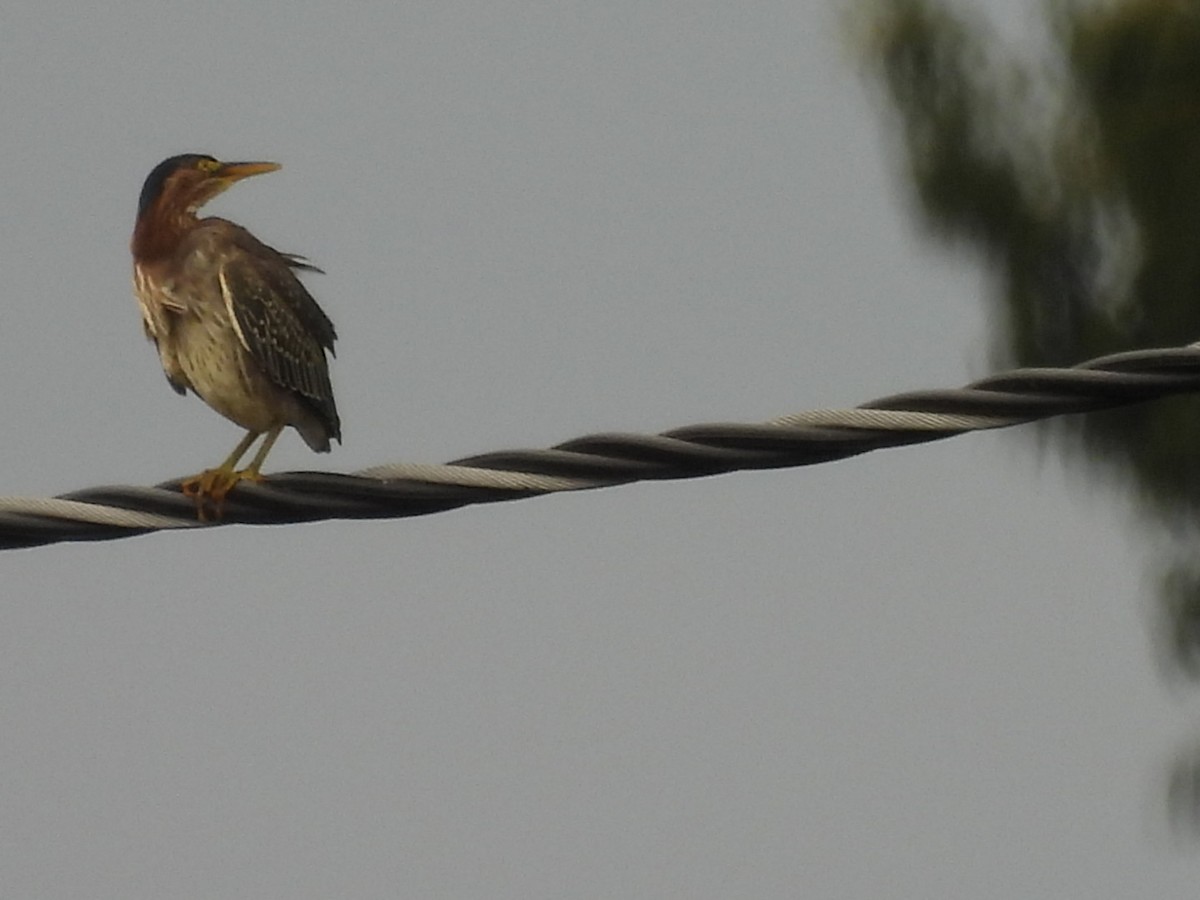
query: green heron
[{"left": 131, "top": 154, "right": 340, "bottom": 517}]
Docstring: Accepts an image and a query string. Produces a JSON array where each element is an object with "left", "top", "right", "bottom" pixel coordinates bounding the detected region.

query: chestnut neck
[{"left": 131, "top": 205, "right": 199, "bottom": 263}]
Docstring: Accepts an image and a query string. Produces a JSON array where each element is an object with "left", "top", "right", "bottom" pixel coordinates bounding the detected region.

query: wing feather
[{"left": 217, "top": 253, "right": 340, "bottom": 440}]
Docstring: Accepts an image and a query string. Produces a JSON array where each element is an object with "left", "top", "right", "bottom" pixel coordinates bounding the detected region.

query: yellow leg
[
  {"left": 181, "top": 427, "right": 283, "bottom": 520},
  {"left": 216, "top": 430, "right": 262, "bottom": 472},
  {"left": 242, "top": 425, "right": 284, "bottom": 478}
]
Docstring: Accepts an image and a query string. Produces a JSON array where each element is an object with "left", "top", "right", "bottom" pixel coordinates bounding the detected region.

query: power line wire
[{"left": 4, "top": 343, "right": 1200, "bottom": 550}]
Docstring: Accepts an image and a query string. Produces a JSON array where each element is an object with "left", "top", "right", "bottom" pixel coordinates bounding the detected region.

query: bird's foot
[{"left": 180, "top": 468, "right": 265, "bottom": 521}]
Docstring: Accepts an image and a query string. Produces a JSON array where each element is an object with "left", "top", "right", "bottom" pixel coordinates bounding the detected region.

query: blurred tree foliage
[
  {"left": 859, "top": 0, "right": 1200, "bottom": 833},
  {"left": 860, "top": 0, "right": 1200, "bottom": 675}
]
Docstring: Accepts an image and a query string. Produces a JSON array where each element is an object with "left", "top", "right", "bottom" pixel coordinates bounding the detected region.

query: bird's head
[{"left": 136, "top": 153, "right": 281, "bottom": 224}]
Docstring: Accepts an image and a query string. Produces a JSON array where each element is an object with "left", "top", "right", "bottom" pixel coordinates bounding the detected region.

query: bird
[{"left": 130, "top": 153, "right": 340, "bottom": 518}]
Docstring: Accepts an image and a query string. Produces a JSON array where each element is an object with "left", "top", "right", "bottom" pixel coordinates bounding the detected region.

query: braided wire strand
[{"left": 3, "top": 343, "right": 1199, "bottom": 550}]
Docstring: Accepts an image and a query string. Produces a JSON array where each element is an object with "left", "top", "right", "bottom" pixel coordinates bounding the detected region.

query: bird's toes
[{"left": 180, "top": 468, "right": 263, "bottom": 521}]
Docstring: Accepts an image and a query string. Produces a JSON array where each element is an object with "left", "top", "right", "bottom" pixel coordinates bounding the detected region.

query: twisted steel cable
[{"left": 4, "top": 343, "right": 1200, "bottom": 551}]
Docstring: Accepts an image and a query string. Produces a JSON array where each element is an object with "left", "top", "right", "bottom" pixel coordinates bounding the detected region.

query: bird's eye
[{"left": 197, "top": 158, "right": 220, "bottom": 173}]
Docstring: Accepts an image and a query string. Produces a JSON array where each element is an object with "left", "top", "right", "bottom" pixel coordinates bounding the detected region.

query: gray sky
[{"left": 3, "top": 1, "right": 1197, "bottom": 897}]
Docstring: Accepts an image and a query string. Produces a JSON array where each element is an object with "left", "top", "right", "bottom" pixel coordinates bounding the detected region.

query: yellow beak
[{"left": 216, "top": 161, "right": 281, "bottom": 182}]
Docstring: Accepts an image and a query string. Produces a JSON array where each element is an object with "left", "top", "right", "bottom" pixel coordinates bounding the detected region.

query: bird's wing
[
  {"left": 235, "top": 231, "right": 336, "bottom": 350},
  {"left": 216, "top": 254, "right": 340, "bottom": 437},
  {"left": 279, "top": 252, "right": 325, "bottom": 275}
]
